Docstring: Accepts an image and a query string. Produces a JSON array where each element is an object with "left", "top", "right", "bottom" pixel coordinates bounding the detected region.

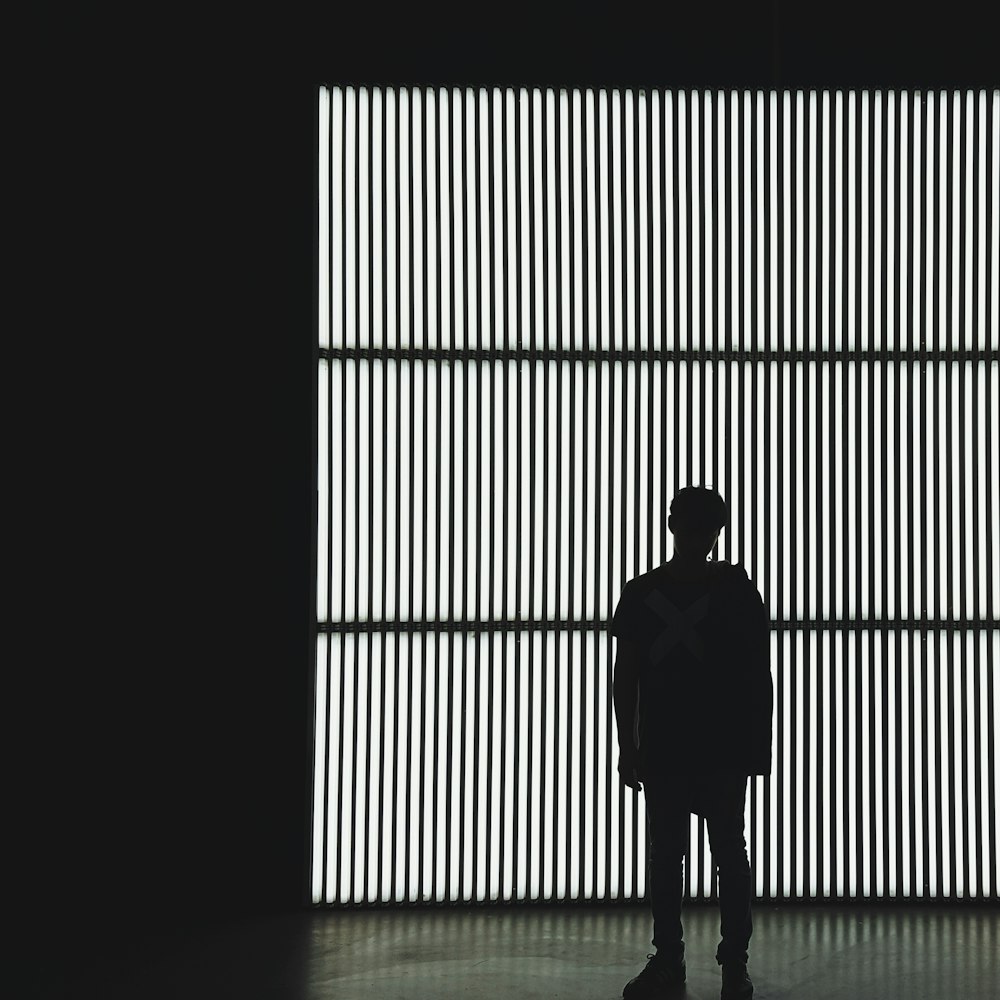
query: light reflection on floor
[{"left": 84, "top": 903, "right": 999, "bottom": 1000}]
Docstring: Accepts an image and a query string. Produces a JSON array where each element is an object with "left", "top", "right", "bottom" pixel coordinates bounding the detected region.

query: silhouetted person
[{"left": 611, "top": 486, "right": 773, "bottom": 1000}]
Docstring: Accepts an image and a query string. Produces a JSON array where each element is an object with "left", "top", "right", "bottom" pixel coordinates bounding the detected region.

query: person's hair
[{"left": 669, "top": 486, "right": 727, "bottom": 533}]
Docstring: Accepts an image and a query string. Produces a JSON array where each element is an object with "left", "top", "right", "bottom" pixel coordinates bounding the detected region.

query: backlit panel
[{"left": 314, "top": 86, "right": 1000, "bottom": 904}]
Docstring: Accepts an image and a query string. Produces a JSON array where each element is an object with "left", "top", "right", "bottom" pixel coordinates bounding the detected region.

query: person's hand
[{"left": 618, "top": 751, "right": 642, "bottom": 792}]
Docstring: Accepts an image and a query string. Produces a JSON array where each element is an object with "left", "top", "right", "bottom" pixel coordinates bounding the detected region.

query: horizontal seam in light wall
[
  {"left": 319, "top": 347, "right": 1000, "bottom": 364},
  {"left": 317, "top": 619, "right": 1000, "bottom": 632}
]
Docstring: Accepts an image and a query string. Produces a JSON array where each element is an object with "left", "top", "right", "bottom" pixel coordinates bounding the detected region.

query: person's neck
[{"left": 667, "top": 555, "right": 713, "bottom": 577}]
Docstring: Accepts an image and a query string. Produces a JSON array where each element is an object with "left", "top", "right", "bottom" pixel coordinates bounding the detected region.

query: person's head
[{"left": 668, "top": 486, "right": 727, "bottom": 560}]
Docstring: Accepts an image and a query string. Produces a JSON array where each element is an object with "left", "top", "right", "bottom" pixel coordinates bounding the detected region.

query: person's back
[{"left": 618, "top": 559, "right": 772, "bottom": 781}]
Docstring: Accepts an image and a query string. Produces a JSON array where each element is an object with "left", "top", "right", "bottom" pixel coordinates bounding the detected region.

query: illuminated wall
[{"left": 313, "top": 86, "right": 999, "bottom": 904}]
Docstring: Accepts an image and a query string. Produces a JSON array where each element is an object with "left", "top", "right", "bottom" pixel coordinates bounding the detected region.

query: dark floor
[{"left": 58, "top": 903, "right": 1000, "bottom": 999}]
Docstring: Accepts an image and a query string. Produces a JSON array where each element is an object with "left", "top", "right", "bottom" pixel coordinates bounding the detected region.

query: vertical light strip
[{"left": 315, "top": 86, "right": 1000, "bottom": 906}]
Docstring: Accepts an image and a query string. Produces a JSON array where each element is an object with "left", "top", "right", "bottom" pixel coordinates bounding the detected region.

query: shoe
[
  {"left": 622, "top": 952, "right": 686, "bottom": 998},
  {"left": 720, "top": 961, "right": 753, "bottom": 999}
]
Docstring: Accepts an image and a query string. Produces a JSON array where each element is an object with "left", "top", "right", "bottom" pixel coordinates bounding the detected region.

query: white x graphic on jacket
[{"left": 642, "top": 589, "right": 711, "bottom": 664}]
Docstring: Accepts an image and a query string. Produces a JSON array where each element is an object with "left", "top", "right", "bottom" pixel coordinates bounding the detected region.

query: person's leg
[
  {"left": 699, "top": 772, "right": 753, "bottom": 967},
  {"left": 642, "top": 771, "right": 691, "bottom": 964}
]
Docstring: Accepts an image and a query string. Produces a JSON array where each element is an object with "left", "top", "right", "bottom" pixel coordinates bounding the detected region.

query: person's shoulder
[
  {"left": 617, "top": 574, "right": 645, "bottom": 605},
  {"left": 724, "top": 562, "right": 766, "bottom": 607},
  {"left": 719, "top": 561, "right": 758, "bottom": 594}
]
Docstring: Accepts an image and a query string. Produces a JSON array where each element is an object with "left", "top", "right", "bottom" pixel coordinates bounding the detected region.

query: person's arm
[
  {"left": 613, "top": 637, "right": 643, "bottom": 788},
  {"left": 610, "top": 580, "right": 643, "bottom": 789},
  {"left": 745, "top": 579, "right": 774, "bottom": 775},
  {"left": 613, "top": 638, "right": 640, "bottom": 753}
]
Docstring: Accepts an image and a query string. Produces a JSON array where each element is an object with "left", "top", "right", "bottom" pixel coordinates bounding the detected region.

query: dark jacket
[{"left": 610, "top": 560, "right": 773, "bottom": 778}]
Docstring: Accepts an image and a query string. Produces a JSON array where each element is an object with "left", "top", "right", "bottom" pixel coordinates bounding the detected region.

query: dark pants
[{"left": 643, "top": 770, "right": 753, "bottom": 967}]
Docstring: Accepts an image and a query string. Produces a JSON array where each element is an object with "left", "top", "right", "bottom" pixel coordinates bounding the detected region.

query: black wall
[{"left": 13, "top": 7, "right": 995, "bottom": 994}]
